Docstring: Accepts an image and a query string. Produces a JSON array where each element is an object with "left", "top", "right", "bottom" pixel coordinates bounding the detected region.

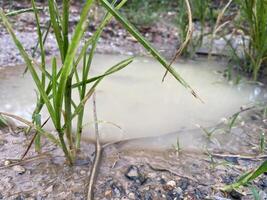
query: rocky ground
[{"left": 0, "top": 107, "right": 267, "bottom": 200}]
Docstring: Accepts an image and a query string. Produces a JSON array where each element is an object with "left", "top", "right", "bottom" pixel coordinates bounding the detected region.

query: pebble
[
  {"left": 125, "top": 165, "right": 146, "bottom": 185},
  {"left": 4, "top": 160, "right": 11, "bottom": 166},
  {"left": 177, "top": 178, "right": 189, "bottom": 190},
  {"left": 0, "top": 138, "right": 6, "bottom": 146},
  {"left": 229, "top": 190, "right": 243, "bottom": 200},
  {"left": 111, "top": 182, "right": 125, "bottom": 198},
  {"left": 165, "top": 180, "right": 176, "bottom": 190},
  {"left": 259, "top": 178, "right": 267, "bottom": 188},
  {"left": 144, "top": 191, "right": 153, "bottom": 200},
  {"left": 12, "top": 165, "right": 26, "bottom": 175},
  {"left": 173, "top": 187, "right": 183, "bottom": 195},
  {"left": 251, "top": 114, "right": 261, "bottom": 121},
  {"left": 259, "top": 190, "right": 267, "bottom": 199},
  {"left": 128, "top": 192, "right": 135, "bottom": 199},
  {"left": 213, "top": 196, "right": 231, "bottom": 200},
  {"left": 80, "top": 170, "right": 87, "bottom": 175},
  {"left": 104, "top": 190, "right": 112, "bottom": 198}
]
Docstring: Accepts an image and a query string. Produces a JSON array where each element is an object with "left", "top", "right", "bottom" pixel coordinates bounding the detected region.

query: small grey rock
[
  {"left": 12, "top": 165, "right": 26, "bottom": 175},
  {"left": 213, "top": 196, "right": 231, "bottom": 200},
  {"left": 125, "top": 165, "right": 146, "bottom": 185}
]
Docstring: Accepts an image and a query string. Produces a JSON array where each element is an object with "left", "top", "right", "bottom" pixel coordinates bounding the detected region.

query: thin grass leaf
[
  {"left": 251, "top": 187, "right": 260, "bottom": 200},
  {"left": 228, "top": 112, "right": 240, "bottom": 131},
  {"left": 54, "top": 0, "right": 94, "bottom": 129},
  {"left": 0, "top": 114, "right": 8, "bottom": 128},
  {"left": 62, "top": 0, "right": 70, "bottom": 60},
  {"left": 222, "top": 160, "right": 267, "bottom": 192},
  {"left": 72, "top": 58, "right": 134, "bottom": 88},
  {"left": 33, "top": 113, "right": 42, "bottom": 152},
  {"left": 52, "top": 57, "right": 57, "bottom": 109},
  {"left": 48, "top": 0, "right": 64, "bottom": 60},
  {"left": 31, "top": 0, "right": 46, "bottom": 87},
  {"left": 6, "top": 7, "right": 42, "bottom": 17}
]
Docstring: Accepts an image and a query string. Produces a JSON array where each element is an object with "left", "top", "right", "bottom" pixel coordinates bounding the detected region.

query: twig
[
  {"left": 162, "top": 0, "right": 193, "bottom": 82},
  {"left": 209, "top": 153, "right": 267, "bottom": 161},
  {"left": 146, "top": 161, "right": 198, "bottom": 183},
  {"left": 87, "top": 92, "right": 102, "bottom": 200},
  {"left": 0, "top": 153, "right": 49, "bottom": 170},
  {"left": 20, "top": 117, "right": 50, "bottom": 160}
]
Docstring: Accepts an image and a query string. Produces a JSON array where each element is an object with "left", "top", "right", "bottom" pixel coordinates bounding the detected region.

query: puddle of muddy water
[{"left": 0, "top": 54, "right": 266, "bottom": 150}]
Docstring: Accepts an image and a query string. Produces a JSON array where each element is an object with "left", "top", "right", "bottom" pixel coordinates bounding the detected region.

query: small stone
[
  {"left": 14, "top": 195, "right": 25, "bottom": 200},
  {"left": 4, "top": 160, "right": 11, "bottom": 166},
  {"left": 128, "top": 192, "right": 135, "bottom": 199},
  {"left": 0, "top": 138, "right": 6, "bottom": 146},
  {"left": 12, "top": 165, "right": 26, "bottom": 174},
  {"left": 259, "top": 191, "right": 267, "bottom": 199},
  {"left": 229, "top": 190, "right": 243, "bottom": 199},
  {"left": 173, "top": 187, "right": 183, "bottom": 195},
  {"left": 111, "top": 182, "right": 125, "bottom": 198},
  {"left": 177, "top": 180, "right": 188, "bottom": 192},
  {"left": 125, "top": 165, "right": 146, "bottom": 185},
  {"left": 163, "top": 180, "right": 176, "bottom": 191},
  {"left": 104, "top": 190, "right": 112, "bottom": 198},
  {"left": 144, "top": 191, "right": 153, "bottom": 200},
  {"left": 214, "top": 196, "right": 231, "bottom": 200},
  {"left": 80, "top": 170, "right": 87, "bottom": 175},
  {"left": 251, "top": 114, "right": 261, "bottom": 121}
]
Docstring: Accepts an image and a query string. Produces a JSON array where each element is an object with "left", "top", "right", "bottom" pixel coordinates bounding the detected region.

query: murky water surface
[{"left": 0, "top": 54, "right": 266, "bottom": 149}]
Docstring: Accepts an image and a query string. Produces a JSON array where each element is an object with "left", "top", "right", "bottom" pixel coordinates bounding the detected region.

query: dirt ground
[{"left": 0, "top": 108, "right": 267, "bottom": 200}]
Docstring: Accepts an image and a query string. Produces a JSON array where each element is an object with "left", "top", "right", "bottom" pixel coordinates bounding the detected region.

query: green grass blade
[
  {"left": 31, "top": 0, "right": 46, "bottom": 87},
  {"left": 52, "top": 57, "right": 58, "bottom": 109},
  {"left": 0, "top": 114, "right": 8, "bottom": 128},
  {"left": 48, "top": 0, "right": 64, "bottom": 60},
  {"left": 62, "top": 0, "right": 70, "bottom": 60},
  {"left": 6, "top": 7, "right": 42, "bottom": 17},
  {"left": 222, "top": 160, "right": 267, "bottom": 192},
  {"left": 72, "top": 57, "right": 134, "bottom": 88},
  {"left": 33, "top": 113, "right": 42, "bottom": 152},
  {"left": 54, "top": 0, "right": 94, "bottom": 129}
]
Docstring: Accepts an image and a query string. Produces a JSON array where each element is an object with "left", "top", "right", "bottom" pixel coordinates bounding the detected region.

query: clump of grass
[
  {"left": 233, "top": 0, "right": 267, "bottom": 80},
  {"left": 172, "top": 137, "right": 182, "bottom": 156},
  {"left": 0, "top": 0, "right": 196, "bottom": 164},
  {"left": 196, "top": 124, "right": 219, "bottom": 140},
  {"left": 222, "top": 160, "right": 267, "bottom": 192}
]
